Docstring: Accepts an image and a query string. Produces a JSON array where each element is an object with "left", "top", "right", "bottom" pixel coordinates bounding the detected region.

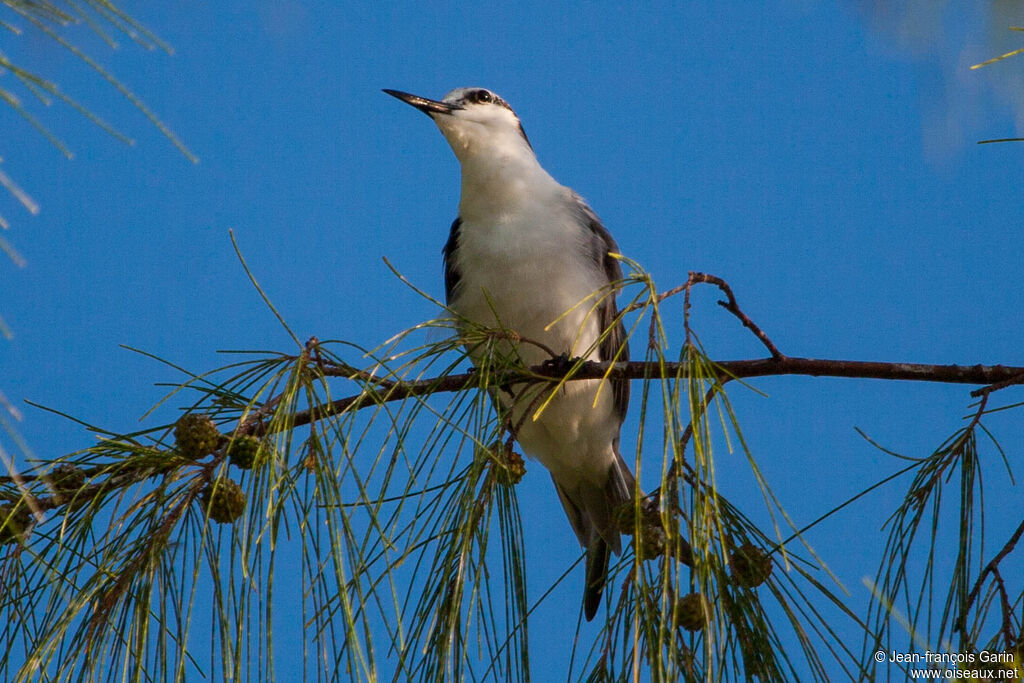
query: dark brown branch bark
[
  {"left": 257, "top": 356, "right": 1024, "bottom": 436},
  {"left": 7, "top": 356, "right": 1020, "bottom": 497}
]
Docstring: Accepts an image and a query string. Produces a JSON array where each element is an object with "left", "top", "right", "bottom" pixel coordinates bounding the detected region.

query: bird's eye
[{"left": 473, "top": 89, "right": 492, "bottom": 103}]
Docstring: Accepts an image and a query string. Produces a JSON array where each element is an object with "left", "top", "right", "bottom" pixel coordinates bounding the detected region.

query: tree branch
[
  {"left": 257, "top": 356, "right": 1024, "bottom": 436},
  {"left": 958, "top": 517, "right": 1024, "bottom": 642},
  {"left": 5, "top": 356, "right": 1021, "bottom": 510}
]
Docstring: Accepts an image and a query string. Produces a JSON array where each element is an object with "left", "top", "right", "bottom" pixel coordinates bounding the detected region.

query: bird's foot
[{"left": 539, "top": 352, "right": 575, "bottom": 376}]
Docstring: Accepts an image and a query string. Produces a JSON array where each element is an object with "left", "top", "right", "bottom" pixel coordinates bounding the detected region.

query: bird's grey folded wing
[
  {"left": 573, "top": 196, "right": 630, "bottom": 425},
  {"left": 442, "top": 217, "right": 462, "bottom": 305}
]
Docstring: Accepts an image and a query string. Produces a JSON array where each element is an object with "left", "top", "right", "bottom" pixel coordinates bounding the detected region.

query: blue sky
[{"left": 3, "top": 2, "right": 1024, "bottom": 679}]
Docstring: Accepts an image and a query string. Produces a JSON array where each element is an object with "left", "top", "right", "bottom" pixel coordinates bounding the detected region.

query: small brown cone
[
  {"left": 227, "top": 435, "right": 262, "bottom": 470},
  {"left": 174, "top": 414, "right": 221, "bottom": 459},
  {"left": 201, "top": 479, "right": 246, "bottom": 524},
  {"left": 503, "top": 449, "right": 526, "bottom": 485},
  {"left": 730, "top": 542, "right": 772, "bottom": 588},
  {"left": 674, "top": 592, "right": 705, "bottom": 632},
  {"left": 0, "top": 504, "right": 31, "bottom": 544}
]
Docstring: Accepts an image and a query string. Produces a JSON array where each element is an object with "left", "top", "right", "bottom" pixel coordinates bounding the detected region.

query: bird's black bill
[{"left": 382, "top": 89, "right": 462, "bottom": 116}]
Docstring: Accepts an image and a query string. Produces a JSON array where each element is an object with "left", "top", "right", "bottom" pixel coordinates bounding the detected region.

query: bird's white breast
[
  {"left": 450, "top": 181, "right": 619, "bottom": 484},
  {"left": 451, "top": 186, "right": 605, "bottom": 367}
]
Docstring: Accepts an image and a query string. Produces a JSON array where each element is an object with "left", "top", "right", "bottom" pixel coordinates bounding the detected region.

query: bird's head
[{"left": 384, "top": 87, "right": 534, "bottom": 163}]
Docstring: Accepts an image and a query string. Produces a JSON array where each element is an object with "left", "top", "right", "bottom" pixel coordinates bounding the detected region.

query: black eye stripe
[{"left": 463, "top": 89, "right": 514, "bottom": 112}]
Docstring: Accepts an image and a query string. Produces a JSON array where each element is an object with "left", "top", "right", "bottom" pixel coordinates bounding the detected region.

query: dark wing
[
  {"left": 442, "top": 217, "right": 462, "bottom": 305},
  {"left": 574, "top": 197, "right": 630, "bottom": 424},
  {"left": 577, "top": 200, "right": 633, "bottom": 620}
]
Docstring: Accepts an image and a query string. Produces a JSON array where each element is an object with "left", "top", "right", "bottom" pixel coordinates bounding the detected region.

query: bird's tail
[
  {"left": 557, "top": 451, "right": 635, "bottom": 621},
  {"left": 583, "top": 539, "right": 611, "bottom": 621}
]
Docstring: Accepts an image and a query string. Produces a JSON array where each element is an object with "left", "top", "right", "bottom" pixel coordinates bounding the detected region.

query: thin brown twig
[
  {"left": 990, "top": 568, "right": 1016, "bottom": 649},
  {"left": 678, "top": 379, "right": 730, "bottom": 464},
  {"left": 505, "top": 385, "right": 554, "bottom": 444},
  {"left": 683, "top": 277, "right": 694, "bottom": 351},
  {"left": 691, "top": 272, "right": 784, "bottom": 360},
  {"left": 966, "top": 392, "right": 990, "bottom": 434},
  {"left": 627, "top": 272, "right": 785, "bottom": 360},
  {"left": 959, "top": 517, "right": 1024, "bottom": 640},
  {"left": 664, "top": 377, "right": 731, "bottom": 498},
  {"left": 924, "top": 393, "right": 992, "bottom": 505},
  {"left": 237, "top": 393, "right": 285, "bottom": 433},
  {"left": 971, "top": 370, "right": 1024, "bottom": 398},
  {"left": 83, "top": 482, "right": 199, "bottom": 643},
  {"left": 618, "top": 270, "right": 778, "bottom": 360}
]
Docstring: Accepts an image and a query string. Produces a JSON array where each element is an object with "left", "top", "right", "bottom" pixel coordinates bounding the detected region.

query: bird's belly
[
  {"left": 449, "top": 222, "right": 618, "bottom": 482},
  {"left": 509, "top": 378, "right": 619, "bottom": 484}
]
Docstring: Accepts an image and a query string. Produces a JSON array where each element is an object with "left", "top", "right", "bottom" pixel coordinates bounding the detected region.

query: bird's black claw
[{"left": 540, "top": 353, "right": 574, "bottom": 375}]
